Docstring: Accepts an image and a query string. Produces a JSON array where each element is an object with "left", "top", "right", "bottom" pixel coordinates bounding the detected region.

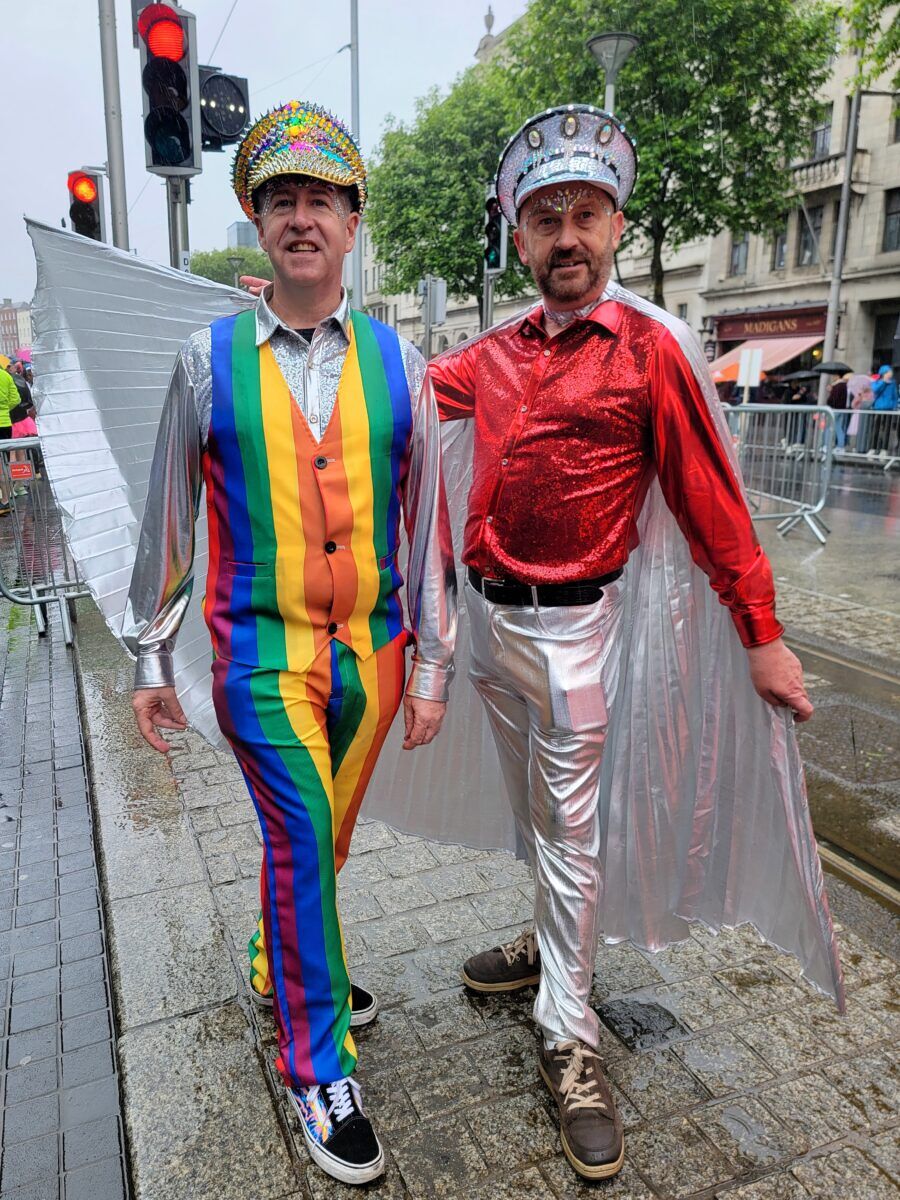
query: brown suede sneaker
[
  {"left": 461, "top": 929, "right": 541, "bottom": 993},
  {"left": 538, "top": 1039, "right": 624, "bottom": 1180}
]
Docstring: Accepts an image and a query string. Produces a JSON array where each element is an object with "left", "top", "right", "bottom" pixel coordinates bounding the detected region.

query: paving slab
[
  {"left": 0, "top": 578, "right": 128, "bottom": 1200},
  {"left": 118, "top": 1004, "right": 296, "bottom": 1200},
  {"left": 69, "top": 596, "right": 900, "bottom": 1200}
]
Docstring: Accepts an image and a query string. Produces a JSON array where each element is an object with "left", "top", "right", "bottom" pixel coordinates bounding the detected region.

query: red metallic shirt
[{"left": 428, "top": 298, "right": 782, "bottom": 648}]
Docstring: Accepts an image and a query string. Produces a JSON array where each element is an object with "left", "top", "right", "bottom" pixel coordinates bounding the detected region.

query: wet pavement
[
  {"left": 1, "top": 465, "right": 896, "bottom": 1200},
  {"left": 71, "top": 598, "right": 899, "bottom": 1200},
  {"left": 0, "top": 599, "right": 129, "bottom": 1200},
  {"left": 756, "top": 481, "right": 900, "bottom": 882}
]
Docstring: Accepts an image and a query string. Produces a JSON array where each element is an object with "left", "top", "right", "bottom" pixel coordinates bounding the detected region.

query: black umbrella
[
  {"left": 813, "top": 360, "right": 853, "bottom": 374},
  {"left": 780, "top": 370, "right": 820, "bottom": 382}
]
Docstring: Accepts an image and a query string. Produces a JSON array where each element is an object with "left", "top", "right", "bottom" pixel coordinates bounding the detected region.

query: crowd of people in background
[
  {"left": 717, "top": 362, "right": 899, "bottom": 458},
  {"left": 0, "top": 356, "right": 37, "bottom": 516},
  {"left": 826, "top": 365, "right": 898, "bottom": 457}
]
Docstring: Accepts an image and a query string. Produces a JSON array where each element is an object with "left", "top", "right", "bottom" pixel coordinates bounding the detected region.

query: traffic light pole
[
  {"left": 422, "top": 274, "right": 433, "bottom": 360},
  {"left": 97, "top": 0, "right": 130, "bottom": 248},
  {"left": 349, "top": 0, "right": 364, "bottom": 309},
  {"left": 166, "top": 178, "right": 190, "bottom": 270},
  {"left": 482, "top": 266, "right": 495, "bottom": 332}
]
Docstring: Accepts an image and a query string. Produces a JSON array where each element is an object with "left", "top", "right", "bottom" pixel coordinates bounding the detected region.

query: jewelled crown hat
[
  {"left": 496, "top": 104, "right": 637, "bottom": 226},
  {"left": 231, "top": 100, "right": 367, "bottom": 220}
]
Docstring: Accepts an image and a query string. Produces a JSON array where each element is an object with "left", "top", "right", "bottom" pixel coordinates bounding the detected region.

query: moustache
[{"left": 547, "top": 253, "right": 589, "bottom": 268}]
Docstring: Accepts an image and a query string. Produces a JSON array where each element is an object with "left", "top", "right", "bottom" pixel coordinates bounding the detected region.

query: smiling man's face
[
  {"left": 513, "top": 183, "right": 625, "bottom": 307},
  {"left": 253, "top": 176, "right": 359, "bottom": 293}
]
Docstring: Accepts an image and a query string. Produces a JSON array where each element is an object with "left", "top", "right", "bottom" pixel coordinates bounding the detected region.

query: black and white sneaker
[
  {"left": 251, "top": 982, "right": 379, "bottom": 1029},
  {"left": 348, "top": 983, "right": 378, "bottom": 1028},
  {"left": 288, "top": 1075, "right": 385, "bottom": 1185}
]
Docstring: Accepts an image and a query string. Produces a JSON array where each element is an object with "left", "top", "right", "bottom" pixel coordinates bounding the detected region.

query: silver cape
[{"left": 28, "top": 219, "right": 843, "bottom": 1008}]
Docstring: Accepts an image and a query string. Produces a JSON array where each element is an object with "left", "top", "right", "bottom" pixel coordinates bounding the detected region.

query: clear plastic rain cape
[{"left": 27, "top": 219, "right": 844, "bottom": 1008}]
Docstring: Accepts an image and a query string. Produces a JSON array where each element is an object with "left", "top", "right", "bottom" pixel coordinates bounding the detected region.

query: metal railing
[
  {"left": 725, "top": 404, "right": 835, "bottom": 544},
  {"left": 832, "top": 409, "right": 900, "bottom": 472},
  {"left": 0, "top": 437, "right": 90, "bottom": 645}
]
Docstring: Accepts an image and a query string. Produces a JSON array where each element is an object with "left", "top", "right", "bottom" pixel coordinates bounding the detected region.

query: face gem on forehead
[
  {"left": 529, "top": 185, "right": 606, "bottom": 214},
  {"left": 260, "top": 177, "right": 350, "bottom": 220}
]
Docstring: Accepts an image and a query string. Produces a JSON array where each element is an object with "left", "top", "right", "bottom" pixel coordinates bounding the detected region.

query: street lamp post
[
  {"left": 227, "top": 255, "right": 243, "bottom": 289},
  {"left": 586, "top": 31, "right": 639, "bottom": 113}
]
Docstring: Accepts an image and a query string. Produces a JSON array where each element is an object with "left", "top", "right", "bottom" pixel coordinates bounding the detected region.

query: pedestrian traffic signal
[
  {"left": 199, "top": 66, "right": 250, "bottom": 151},
  {"left": 484, "top": 194, "right": 508, "bottom": 275},
  {"left": 67, "top": 171, "right": 107, "bottom": 241},
  {"left": 138, "top": 3, "right": 201, "bottom": 176}
]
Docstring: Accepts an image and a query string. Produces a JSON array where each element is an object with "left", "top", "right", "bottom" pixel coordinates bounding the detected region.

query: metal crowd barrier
[
  {"left": 832, "top": 409, "right": 900, "bottom": 472},
  {"left": 0, "top": 436, "right": 90, "bottom": 645},
  {"left": 725, "top": 404, "right": 835, "bottom": 544}
]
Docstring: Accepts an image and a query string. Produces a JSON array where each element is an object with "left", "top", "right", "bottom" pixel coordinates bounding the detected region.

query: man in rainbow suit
[{"left": 124, "top": 101, "right": 457, "bottom": 1186}]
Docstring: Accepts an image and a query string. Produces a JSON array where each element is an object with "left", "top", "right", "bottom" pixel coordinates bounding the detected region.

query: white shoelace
[
  {"left": 501, "top": 928, "right": 538, "bottom": 966},
  {"left": 323, "top": 1076, "right": 359, "bottom": 1123},
  {"left": 554, "top": 1042, "right": 608, "bottom": 1113}
]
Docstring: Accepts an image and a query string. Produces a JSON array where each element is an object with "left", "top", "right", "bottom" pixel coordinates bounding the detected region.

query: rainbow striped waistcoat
[{"left": 203, "top": 308, "right": 413, "bottom": 672}]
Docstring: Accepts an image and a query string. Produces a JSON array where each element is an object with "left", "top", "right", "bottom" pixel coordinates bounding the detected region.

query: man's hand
[
  {"left": 403, "top": 696, "right": 446, "bottom": 750},
  {"left": 239, "top": 275, "right": 269, "bottom": 297},
  {"left": 746, "top": 638, "right": 813, "bottom": 723},
  {"left": 132, "top": 686, "right": 188, "bottom": 753}
]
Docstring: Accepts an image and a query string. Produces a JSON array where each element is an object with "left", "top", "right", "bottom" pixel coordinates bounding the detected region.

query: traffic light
[
  {"left": 138, "top": 3, "right": 201, "bottom": 176},
  {"left": 67, "top": 171, "right": 107, "bottom": 241},
  {"left": 199, "top": 67, "right": 250, "bottom": 151},
  {"left": 484, "top": 194, "right": 508, "bottom": 275}
]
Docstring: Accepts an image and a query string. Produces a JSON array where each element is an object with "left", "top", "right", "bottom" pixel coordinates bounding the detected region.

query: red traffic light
[
  {"left": 138, "top": 4, "right": 185, "bottom": 61},
  {"left": 68, "top": 172, "right": 98, "bottom": 204}
]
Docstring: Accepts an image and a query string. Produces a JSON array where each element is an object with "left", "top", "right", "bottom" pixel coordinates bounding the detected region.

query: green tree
[
  {"left": 502, "top": 0, "right": 839, "bottom": 307},
  {"left": 367, "top": 67, "right": 529, "bottom": 322},
  {"left": 189, "top": 246, "right": 273, "bottom": 286},
  {"left": 846, "top": 0, "right": 900, "bottom": 89},
  {"left": 369, "top": 0, "right": 839, "bottom": 312}
]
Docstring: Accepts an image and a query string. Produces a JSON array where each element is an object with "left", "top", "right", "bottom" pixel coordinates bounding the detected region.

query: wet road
[{"left": 826, "top": 460, "right": 900, "bottom": 518}]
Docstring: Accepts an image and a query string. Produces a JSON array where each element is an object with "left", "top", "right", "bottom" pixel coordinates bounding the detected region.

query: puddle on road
[
  {"left": 595, "top": 998, "right": 689, "bottom": 1051},
  {"left": 714, "top": 1101, "right": 784, "bottom": 1165}
]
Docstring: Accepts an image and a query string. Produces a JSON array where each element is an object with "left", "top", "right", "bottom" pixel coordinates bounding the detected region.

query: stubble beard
[{"left": 533, "top": 240, "right": 615, "bottom": 305}]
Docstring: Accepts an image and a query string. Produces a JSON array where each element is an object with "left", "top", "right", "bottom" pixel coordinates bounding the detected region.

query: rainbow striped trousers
[{"left": 212, "top": 634, "right": 406, "bottom": 1088}]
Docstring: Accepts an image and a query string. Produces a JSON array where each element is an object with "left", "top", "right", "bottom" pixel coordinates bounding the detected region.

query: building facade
[
  {"left": 15, "top": 305, "right": 33, "bottom": 352},
  {"left": 0, "top": 300, "right": 21, "bottom": 359},
  {"left": 362, "top": 12, "right": 900, "bottom": 379},
  {"left": 227, "top": 220, "right": 258, "bottom": 249}
]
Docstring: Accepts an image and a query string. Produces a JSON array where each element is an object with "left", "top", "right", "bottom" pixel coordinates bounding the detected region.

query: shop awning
[{"left": 709, "top": 335, "right": 823, "bottom": 383}]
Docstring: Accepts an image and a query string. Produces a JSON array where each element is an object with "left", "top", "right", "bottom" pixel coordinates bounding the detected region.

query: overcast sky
[{"left": 1, "top": 0, "right": 526, "bottom": 303}]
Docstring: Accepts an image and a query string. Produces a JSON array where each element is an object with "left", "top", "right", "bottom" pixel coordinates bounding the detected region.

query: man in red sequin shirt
[{"left": 428, "top": 106, "right": 812, "bottom": 1182}]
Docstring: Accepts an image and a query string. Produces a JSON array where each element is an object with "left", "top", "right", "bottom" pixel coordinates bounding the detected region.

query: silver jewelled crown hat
[{"left": 496, "top": 104, "right": 637, "bottom": 226}]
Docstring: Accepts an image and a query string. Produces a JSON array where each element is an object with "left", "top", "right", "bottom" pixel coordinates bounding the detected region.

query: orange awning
[{"left": 709, "top": 335, "right": 823, "bottom": 383}]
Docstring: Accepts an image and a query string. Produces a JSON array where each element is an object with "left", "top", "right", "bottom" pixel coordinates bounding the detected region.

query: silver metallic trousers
[{"left": 467, "top": 577, "right": 625, "bottom": 1048}]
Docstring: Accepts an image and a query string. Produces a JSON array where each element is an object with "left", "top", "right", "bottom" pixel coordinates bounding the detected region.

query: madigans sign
[{"left": 715, "top": 308, "right": 827, "bottom": 341}]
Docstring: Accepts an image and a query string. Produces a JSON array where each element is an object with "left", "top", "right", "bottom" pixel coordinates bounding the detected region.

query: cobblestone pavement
[
  {"left": 73, "top": 600, "right": 900, "bottom": 1200},
  {"left": 0, "top": 601, "right": 129, "bottom": 1200},
  {"left": 175, "top": 732, "right": 900, "bottom": 1200}
]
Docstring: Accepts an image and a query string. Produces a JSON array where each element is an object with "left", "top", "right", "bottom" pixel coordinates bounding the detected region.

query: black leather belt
[{"left": 467, "top": 566, "right": 622, "bottom": 608}]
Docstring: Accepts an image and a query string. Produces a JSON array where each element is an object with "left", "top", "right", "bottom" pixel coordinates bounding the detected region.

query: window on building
[
  {"left": 771, "top": 219, "right": 788, "bottom": 270},
  {"left": 810, "top": 104, "right": 832, "bottom": 159},
  {"left": 677, "top": 303, "right": 688, "bottom": 320},
  {"left": 364, "top": 269, "right": 369, "bottom": 293},
  {"left": 872, "top": 311, "right": 900, "bottom": 370},
  {"left": 830, "top": 200, "right": 844, "bottom": 258},
  {"left": 797, "top": 205, "right": 823, "bottom": 266},
  {"left": 728, "top": 232, "right": 749, "bottom": 276},
  {"left": 893, "top": 97, "right": 900, "bottom": 143},
  {"left": 883, "top": 189, "right": 900, "bottom": 253}
]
